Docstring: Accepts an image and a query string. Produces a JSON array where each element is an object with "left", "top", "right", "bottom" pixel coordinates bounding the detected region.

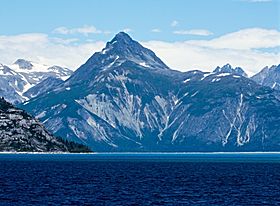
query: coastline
[
  {"left": 1, "top": 152, "right": 279, "bottom": 163},
  {"left": 1, "top": 151, "right": 280, "bottom": 154}
]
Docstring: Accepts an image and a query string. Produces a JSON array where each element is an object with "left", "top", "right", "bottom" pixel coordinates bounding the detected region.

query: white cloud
[
  {"left": 187, "top": 28, "right": 280, "bottom": 50},
  {"left": 241, "top": 0, "right": 272, "bottom": 2},
  {"left": 0, "top": 28, "right": 279, "bottom": 76},
  {"left": 103, "top": 31, "right": 112, "bottom": 35},
  {"left": 143, "top": 28, "right": 280, "bottom": 75},
  {"left": 171, "top": 20, "right": 179, "bottom": 27},
  {"left": 53, "top": 27, "right": 70, "bottom": 35},
  {"left": 0, "top": 33, "right": 105, "bottom": 70},
  {"left": 173, "top": 29, "right": 213, "bottom": 36},
  {"left": 151, "top": 28, "right": 161, "bottom": 33},
  {"left": 53, "top": 25, "right": 102, "bottom": 36},
  {"left": 51, "top": 37, "right": 79, "bottom": 44},
  {"left": 122, "top": 28, "right": 132, "bottom": 33}
]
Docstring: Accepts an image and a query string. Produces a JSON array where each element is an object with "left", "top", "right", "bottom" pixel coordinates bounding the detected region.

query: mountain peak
[
  {"left": 111, "top": 32, "right": 133, "bottom": 43},
  {"left": 214, "top": 64, "right": 248, "bottom": 77},
  {"left": 67, "top": 32, "right": 170, "bottom": 84},
  {"left": 103, "top": 32, "right": 169, "bottom": 69},
  {"left": 99, "top": 32, "right": 170, "bottom": 69},
  {"left": 269, "top": 64, "right": 280, "bottom": 72},
  {"left": 13, "top": 59, "right": 33, "bottom": 70},
  {"left": 224, "top": 63, "right": 232, "bottom": 69},
  {"left": 214, "top": 63, "right": 232, "bottom": 72},
  {"left": 251, "top": 64, "right": 280, "bottom": 90},
  {"left": 103, "top": 32, "right": 136, "bottom": 52}
]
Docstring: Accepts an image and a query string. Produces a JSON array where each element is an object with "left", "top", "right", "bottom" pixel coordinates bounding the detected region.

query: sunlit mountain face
[{"left": 18, "top": 32, "right": 280, "bottom": 152}]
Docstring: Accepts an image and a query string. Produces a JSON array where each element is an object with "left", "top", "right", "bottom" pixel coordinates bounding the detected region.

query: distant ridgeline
[
  {"left": 0, "top": 59, "right": 72, "bottom": 104},
  {"left": 0, "top": 97, "right": 91, "bottom": 152},
  {"left": 1, "top": 32, "right": 280, "bottom": 152}
]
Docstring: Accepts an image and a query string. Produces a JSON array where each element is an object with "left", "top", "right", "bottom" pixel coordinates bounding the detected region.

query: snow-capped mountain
[
  {"left": 0, "top": 97, "right": 90, "bottom": 152},
  {"left": 11, "top": 59, "right": 72, "bottom": 79},
  {"left": 0, "top": 59, "right": 72, "bottom": 104},
  {"left": 251, "top": 64, "right": 280, "bottom": 90},
  {"left": 213, "top": 64, "right": 248, "bottom": 77},
  {"left": 20, "top": 32, "right": 280, "bottom": 152}
]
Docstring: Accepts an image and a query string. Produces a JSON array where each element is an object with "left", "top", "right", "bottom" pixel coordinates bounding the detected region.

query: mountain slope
[
  {"left": 20, "top": 32, "right": 280, "bottom": 152},
  {"left": 23, "top": 77, "right": 63, "bottom": 99},
  {"left": 21, "top": 33, "right": 181, "bottom": 151},
  {"left": 0, "top": 64, "right": 26, "bottom": 103},
  {"left": 160, "top": 72, "right": 280, "bottom": 151},
  {"left": 0, "top": 97, "right": 90, "bottom": 152},
  {"left": 0, "top": 60, "right": 73, "bottom": 104},
  {"left": 251, "top": 64, "right": 280, "bottom": 90}
]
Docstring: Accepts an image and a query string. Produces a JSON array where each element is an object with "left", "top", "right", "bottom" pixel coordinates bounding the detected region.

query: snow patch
[
  {"left": 139, "top": 62, "right": 149, "bottom": 67},
  {"left": 200, "top": 73, "right": 212, "bottom": 81},
  {"left": 216, "top": 73, "right": 231, "bottom": 77},
  {"left": 183, "top": 78, "right": 191, "bottom": 83},
  {"left": 106, "top": 55, "right": 119, "bottom": 68},
  {"left": 191, "top": 91, "right": 199, "bottom": 97},
  {"left": 35, "top": 111, "right": 46, "bottom": 119},
  {"left": 211, "top": 78, "right": 221, "bottom": 82}
]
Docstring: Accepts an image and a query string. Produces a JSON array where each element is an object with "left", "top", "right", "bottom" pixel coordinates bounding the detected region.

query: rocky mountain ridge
[
  {"left": 0, "top": 97, "right": 91, "bottom": 152},
  {"left": 0, "top": 59, "right": 72, "bottom": 104},
  {"left": 20, "top": 32, "right": 280, "bottom": 152}
]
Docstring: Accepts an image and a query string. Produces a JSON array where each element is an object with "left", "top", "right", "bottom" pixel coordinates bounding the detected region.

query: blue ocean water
[{"left": 0, "top": 153, "right": 279, "bottom": 205}]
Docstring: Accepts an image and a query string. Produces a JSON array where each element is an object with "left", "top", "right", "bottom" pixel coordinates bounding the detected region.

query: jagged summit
[
  {"left": 111, "top": 31, "right": 133, "bottom": 43},
  {"left": 252, "top": 64, "right": 280, "bottom": 90},
  {"left": 101, "top": 32, "right": 138, "bottom": 54},
  {"left": 269, "top": 64, "right": 280, "bottom": 72},
  {"left": 213, "top": 64, "right": 248, "bottom": 77},
  {"left": 100, "top": 32, "right": 169, "bottom": 69},
  {"left": 67, "top": 32, "right": 170, "bottom": 84},
  {"left": 14, "top": 59, "right": 33, "bottom": 70}
]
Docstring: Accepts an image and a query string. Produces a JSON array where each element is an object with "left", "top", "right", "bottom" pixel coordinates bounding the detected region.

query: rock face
[
  {"left": 20, "top": 32, "right": 280, "bottom": 152},
  {"left": 251, "top": 64, "right": 280, "bottom": 90},
  {"left": 0, "top": 97, "right": 90, "bottom": 152},
  {"left": 160, "top": 72, "right": 280, "bottom": 152},
  {"left": 0, "top": 60, "right": 72, "bottom": 104}
]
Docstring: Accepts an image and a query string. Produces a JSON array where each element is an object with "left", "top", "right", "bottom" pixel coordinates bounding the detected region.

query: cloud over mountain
[{"left": 0, "top": 28, "right": 279, "bottom": 75}]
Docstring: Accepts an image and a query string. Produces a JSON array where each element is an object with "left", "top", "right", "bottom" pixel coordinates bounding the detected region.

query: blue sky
[
  {"left": 0, "top": 0, "right": 279, "bottom": 74},
  {"left": 1, "top": 0, "right": 279, "bottom": 40}
]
